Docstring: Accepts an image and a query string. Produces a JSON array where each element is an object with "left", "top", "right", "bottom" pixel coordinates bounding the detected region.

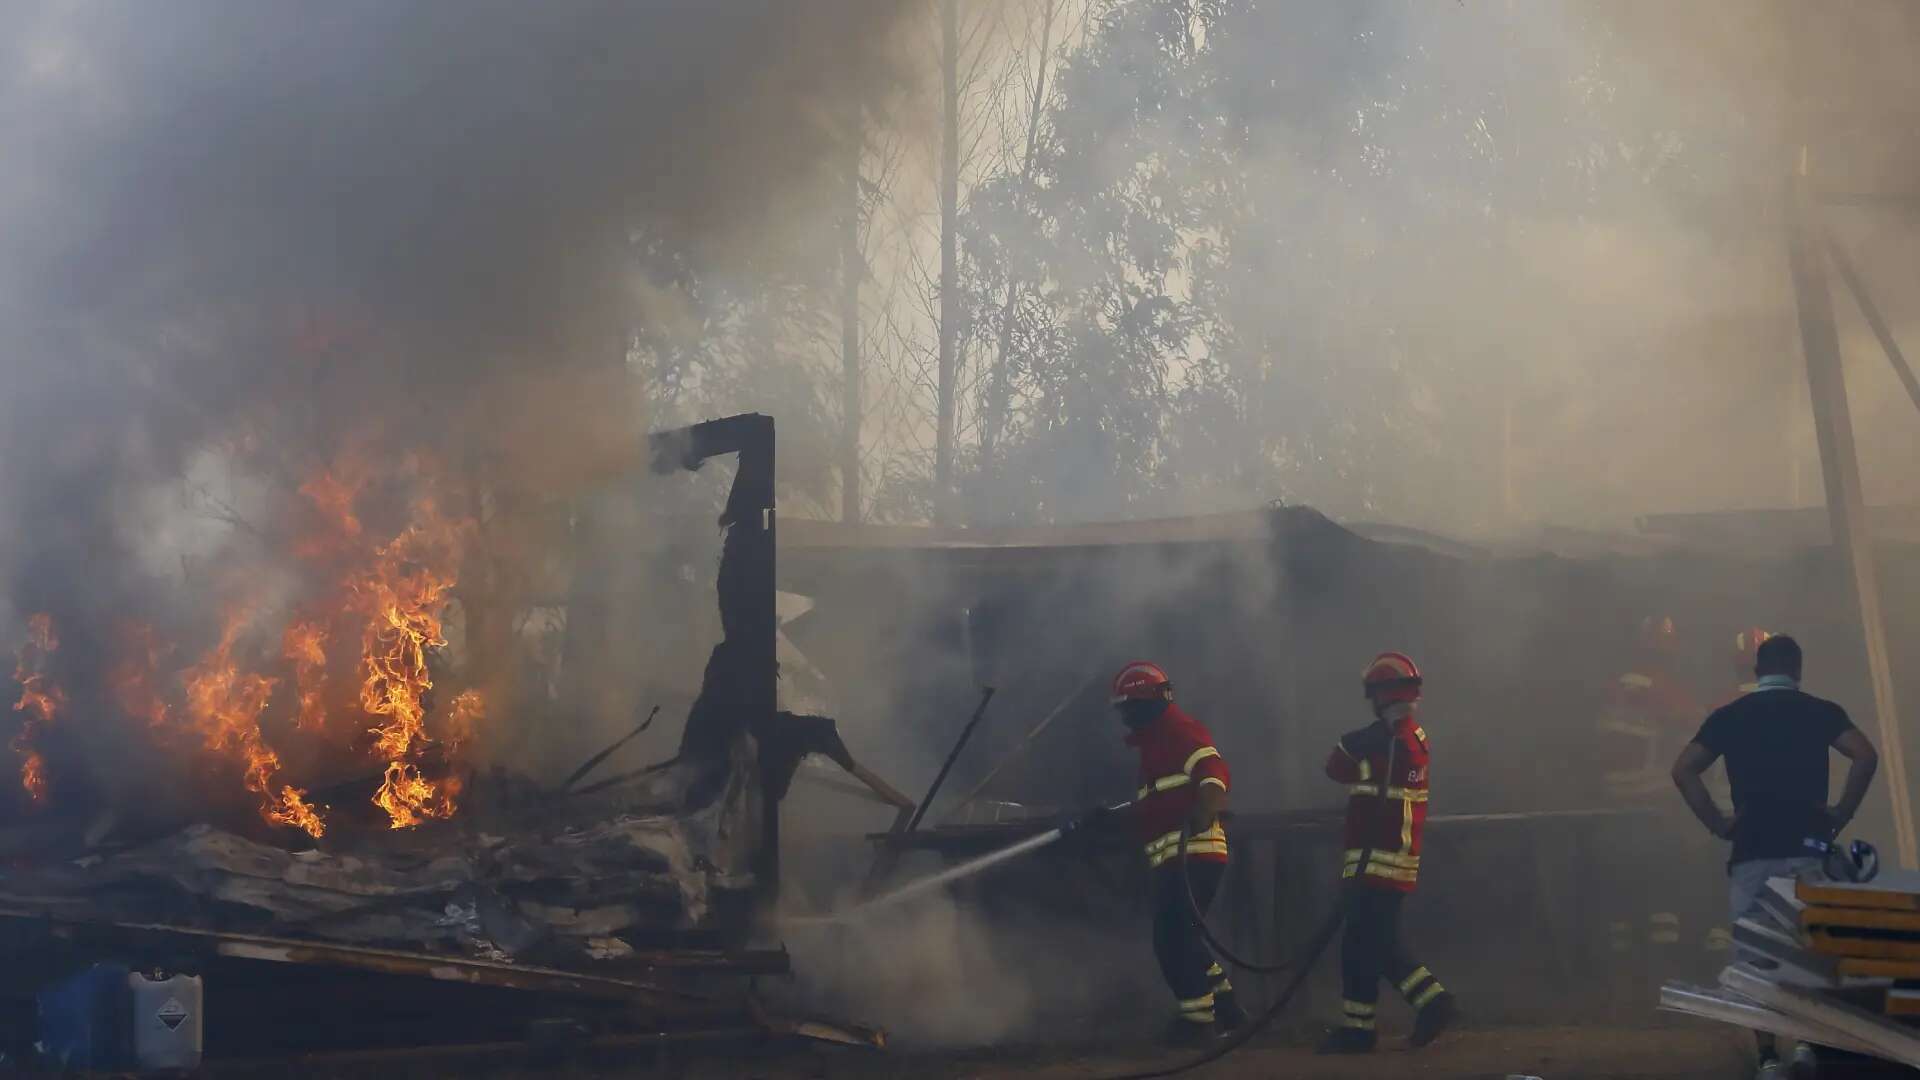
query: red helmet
[
  {"left": 1362, "top": 652, "right": 1423, "bottom": 704},
  {"left": 1111, "top": 660, "right": 1172, "bottom": 705},
  {"left": 1639, "top": 615, "right": 1679, "bottom": 655}
]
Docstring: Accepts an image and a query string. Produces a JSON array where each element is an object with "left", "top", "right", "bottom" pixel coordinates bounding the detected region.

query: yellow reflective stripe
[
  {"left": 1620, "top": 673, "right": 1654, "bottom": 689},
  {"left": 1352, "top": 784, "right": 1426, "bottom": 802},
  {"left": 1343, "top": 860, "right": 1419, "bottom": 883},
  {"left": 1411, "top": 982, "right": 1445, "bottom": 1008},
  {"left": 1183, "top": 746, "right": 1221, "bottom": 775},
  {"left": 1147, "top": 824, "right": 1227, "bottom": 853},
  {"left": 1178, "top": 993, "right": 1215, "bottom": 1012},
  {"left": 1342, "top": 1016, "right": 1376, "bottom": 1029},
  {"left": 1400, "top": 796, "right": 1413, "bottom": 851},
  {"left": 1356, "top": 759, "right": 1373, "bottom": 782},
  {"left": 1198, "top": 776, "right": 1226, "bottom": 791},
  {"left": 1342, "top": 1000, "right": 1376, "bottom": 1017},
  {"left": 1398, "top": 967, "right": 1432, "bottom": 994},
  {"left": 1412, "top": 726, "right": 1427, "bottom": 744},
  {"left": 1136, "top": 772, "right": 1192, "bottom": 800},
  {"left": 1344, "top": 848, "right": 1420, "bottom": 869},
  {"left": 1150, "top": 840, "right": 1228, "bottom": 867},
  {"left": 1206, "top": 963, "right": 1224, "bottom": 979}
]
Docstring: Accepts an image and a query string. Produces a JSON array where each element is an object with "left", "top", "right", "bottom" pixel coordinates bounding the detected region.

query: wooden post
[
  {"left": 1826, "top": 228, "right": 1920, "bottom": 421},
  {"left": 1786, "top": 149, "right": 1919, "bottom": 869}
]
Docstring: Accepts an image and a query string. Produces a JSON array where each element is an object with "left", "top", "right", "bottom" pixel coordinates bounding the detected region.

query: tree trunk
[
  {"left": 981, "top": 0, "right": 1058, "bottom": 471},
  {"left": 840, "top": 115, "right": 863, "bottom": 525},
  {"left": 934, "top": 0, "right": 959, "bottom": 524}
]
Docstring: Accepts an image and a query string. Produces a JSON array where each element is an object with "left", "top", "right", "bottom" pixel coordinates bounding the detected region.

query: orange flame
[
  {"left": 351, "top": 499, "right": 473, "bottom": 828},
  {"left": 108, "top": 620, "right": 172, "bottom": 728},
  {"left": 12, "top": 613, "right": 64, "bottom": 802},
  {"left": 443, "top": 688, "right": 484, "bottom": 756},
  {"left": 295, "top": 467, "right": 366, "bottom": 561},
  {"left": 282, "top": 620, "right": 329, "bottom": 731},
  {"left": 183, "top": 612, "right": 326, "bottom": 838}
]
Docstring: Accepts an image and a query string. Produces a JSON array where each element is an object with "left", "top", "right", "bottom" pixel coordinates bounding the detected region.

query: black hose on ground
[
  {"left": 1175, "top": 820, "right": 1297, "bottom": 975},
  {"left": 1097, "top": 897, "right": 1343, "bottom": 1080},
  {"left": 1094, "top": 823, "right": 1362, "bottom": 1079}
]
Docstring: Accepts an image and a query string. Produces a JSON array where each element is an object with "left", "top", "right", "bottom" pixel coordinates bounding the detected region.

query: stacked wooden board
[
  {"left": 1660, "top": 870, "right": 1920, "bottom": 1069},
  {"left": 1801, "top": 871, "right": 1920, "bottom": 1025}
]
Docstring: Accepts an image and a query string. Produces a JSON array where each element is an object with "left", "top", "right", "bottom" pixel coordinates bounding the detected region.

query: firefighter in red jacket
[
  {"left": 1317, "top": 651, "right": 1458, "bottom": 1054},
  {"left": 1110, "top": 660, "right": 1248, "bottom": 1045}
]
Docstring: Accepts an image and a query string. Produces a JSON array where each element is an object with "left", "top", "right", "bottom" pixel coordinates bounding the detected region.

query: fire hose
[{"left": 1095, "top": 821, "right": 1365, "bottom": 1080}]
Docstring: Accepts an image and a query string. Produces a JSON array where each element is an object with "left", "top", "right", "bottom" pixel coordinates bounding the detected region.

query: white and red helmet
[
  {"left": 1361, "top": 652, "right": 1423, "bottom": 704},
  {"left": 1110, "top": 660, "right": 1172, "bottom": 705}
]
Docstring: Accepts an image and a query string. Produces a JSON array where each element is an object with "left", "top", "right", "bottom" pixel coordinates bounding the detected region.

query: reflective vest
[
  {"left": 1325, "top": 717, "right": 1428, "bottom": 893},
  {"left": 1124, "top": 704, "right": 1230, "bottom": 869}
]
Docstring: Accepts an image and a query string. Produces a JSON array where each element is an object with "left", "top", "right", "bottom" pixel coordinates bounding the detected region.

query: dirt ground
[
  {"left": 295, "top": 1024, "right": 1753, "bottom": 1080},
  {"left": 732, "top": 1026, "right": 1753, "bottom": 1080}
]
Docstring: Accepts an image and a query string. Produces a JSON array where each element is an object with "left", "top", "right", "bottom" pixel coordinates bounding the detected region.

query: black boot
[
  {"left": 1163, "top": 1017, "right": 1217, "bottom": 1048},
  {"left": 1410, "top": 991, "right": 1459, "bottom": 1048},
  {"left": 1214, "top": 989, "right": 1249, "bottom": 1033},
  {"left": 1316, "top": 1026, "right": 1377, "bottom": 1055}
]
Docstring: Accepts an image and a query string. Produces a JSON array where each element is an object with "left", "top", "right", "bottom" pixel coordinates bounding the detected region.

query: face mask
[{"left": 1377, "top": 702, "right": 1413, "bottom": 723}]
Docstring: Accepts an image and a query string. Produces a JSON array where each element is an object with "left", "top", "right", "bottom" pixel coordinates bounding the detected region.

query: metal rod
[
  {"left": 1787, "top": 153, "right": 1919, "bottom": 868},
  {"left": 904, "top": 686, "right": 996, "bottom": 835},
  {"left": 945, "top": 673, "right": 1097, "bottom": 823},
  {"left": 561, "top": 706, "right": 660, "bottom": 792},
  {"left": 846, "top": 760, "right": 918, "bottom": 833},
  {"left": 1825, "top": 227, "right": 1920, "bottom": 420}
]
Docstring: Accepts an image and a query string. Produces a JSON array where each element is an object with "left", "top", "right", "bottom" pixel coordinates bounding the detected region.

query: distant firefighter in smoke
[
  {"left": 1318, "top": 651, "right": 1457, "bottom": 1055},
  {"left": 1108, "top": 660, "right": 1246, "bottom": 1047}
]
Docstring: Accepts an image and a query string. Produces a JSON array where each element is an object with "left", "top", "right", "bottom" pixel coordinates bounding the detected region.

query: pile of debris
[
  {"left": 0, "top": 768, "right": 745, "bottom": 966},
  {"left": 1662, "top": 870, "right": 1920, "bottom": 1066}
]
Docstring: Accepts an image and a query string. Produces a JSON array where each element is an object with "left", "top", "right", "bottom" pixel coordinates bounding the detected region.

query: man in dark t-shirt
[{"left": 1671, "top": 634, "right": 1878, "bottom": 1078}]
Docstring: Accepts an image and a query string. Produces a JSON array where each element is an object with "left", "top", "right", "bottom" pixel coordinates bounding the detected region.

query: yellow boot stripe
[
  {"left": 1411, "top": 982, "right": 1446, "bottom": 1008},
  {"left": 1397, "top": 966, "right": 1432, "bottom": 995}
]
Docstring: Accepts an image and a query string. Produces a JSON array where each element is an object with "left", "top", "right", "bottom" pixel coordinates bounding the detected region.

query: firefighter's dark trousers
[
  {"left": 1338, "top": 886, "right": 1447, "bottom": 1035},
  {"left": 1152, "top": 859, "right": 1233, "bottom": 1025}
]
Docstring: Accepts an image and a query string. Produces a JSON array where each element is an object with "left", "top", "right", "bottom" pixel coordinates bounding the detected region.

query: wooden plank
[
  {"left": 1786, "top": 152, "right": 1920, "bottom": 868},
  {"left": 1722, "top": 963, "right": 1920, "bottom": 1066},
  {"left": 1805, "top": 907, "right": 1920, "bottom": 933},
  {"left": 1809, "top": 928, "right": 1920, "bottom": 960},
  {"left": 1798, "top": 872, "right": 1920, "bottom": 912},
  {"left": 1842, "top": 957, "right": 1920, "bottom": 980},
  {"left": 1659, "top": 982, "right": 1879, "bottom": 1057}
]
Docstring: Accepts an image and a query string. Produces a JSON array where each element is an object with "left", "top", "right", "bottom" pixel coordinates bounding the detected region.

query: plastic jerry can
[
  {"left": 36, "top": 962, "right": 133, "bottom": 1070},
  {"left": 128, "top": 971, "right": 203, "bottom": 1071}
]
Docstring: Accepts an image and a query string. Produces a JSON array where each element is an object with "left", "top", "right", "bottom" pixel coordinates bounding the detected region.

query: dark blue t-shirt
[{"left": 1693, "top": 685, "right": 1854, "bottom": 866}]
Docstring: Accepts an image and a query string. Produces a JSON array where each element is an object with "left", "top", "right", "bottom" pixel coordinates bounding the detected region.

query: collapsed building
[{"left": 0, "top": 415, "right": 896, "bottom": 1066}]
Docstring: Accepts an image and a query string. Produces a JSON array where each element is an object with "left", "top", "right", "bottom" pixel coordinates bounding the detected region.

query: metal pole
[
  {"left": 905, "top": 686, "right": 997, "bottom": 834},
  {"left": 1825, "top": 228, "right": 1920, "bottom": 421},
  {"left": 1786, "top": 151, "right": 1918, "bottom": 869},
  {"left": 944, "top": 673, "right": 1097, "bottom": 822}
]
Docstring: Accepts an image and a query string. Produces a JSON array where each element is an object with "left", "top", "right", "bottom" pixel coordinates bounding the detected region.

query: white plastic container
[{"left": 127, "top": 971, "right": 203, "bottom": 1071}]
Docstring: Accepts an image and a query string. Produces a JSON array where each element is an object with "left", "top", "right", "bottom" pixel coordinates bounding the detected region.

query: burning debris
[
  {"left": 11, "top": 613, "right": 63, "bottom": 805},
  {"left": 2, "top": 453, "right": 490, "bottom": 839}
]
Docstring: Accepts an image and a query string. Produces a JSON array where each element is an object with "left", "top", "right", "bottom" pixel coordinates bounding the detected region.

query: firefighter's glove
[{"left": 1063, "top": 803, "right": 1120, "bottom": 836}]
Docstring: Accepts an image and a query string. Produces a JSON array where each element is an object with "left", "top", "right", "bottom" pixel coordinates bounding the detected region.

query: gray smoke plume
[{"left": 0, "top": 0, "right": 910, "bottom": 811}]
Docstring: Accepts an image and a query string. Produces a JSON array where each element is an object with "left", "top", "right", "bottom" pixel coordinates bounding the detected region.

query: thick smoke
[{"left": 0, "top": 1, "right": 910, "bottom": 812}]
